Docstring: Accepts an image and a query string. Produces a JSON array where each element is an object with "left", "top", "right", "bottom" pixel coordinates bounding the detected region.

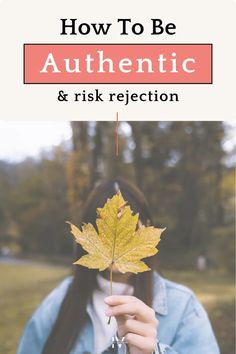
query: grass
[
  {"left": 0, "top": 262, "right": 69, "bottom": 354},
  {"left": 0, "top": 262, "right": 234, "bottom": 354}
]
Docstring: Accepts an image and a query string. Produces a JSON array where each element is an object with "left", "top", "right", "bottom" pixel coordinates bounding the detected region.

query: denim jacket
[{"left": 17, "top": 272, "right": 220, "bottom": 354}]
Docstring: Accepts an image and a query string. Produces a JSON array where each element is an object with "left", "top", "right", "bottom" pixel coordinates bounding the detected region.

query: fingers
[
  {"left": 105, "top": 295, "right": 138, "bottom": 305},
  {"left": 125, "top": 333, "right": 157, "bottom": 353},
  {"left": 104, "top": 296, "right": 158, "bottom": 353},
  {"left": 105, "top": 303, "right": 153, "bottom": 323},
  {"left": 118, "top": 318, "right": 158, "bottom": 338},
  {"left": 105, "top": 295, "right": 156, "bottom": 323}
]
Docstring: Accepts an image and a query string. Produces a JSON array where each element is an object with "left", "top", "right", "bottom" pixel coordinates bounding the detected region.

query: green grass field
[{"left": 0, "top": 262, "right": 234, "bottom": 354}]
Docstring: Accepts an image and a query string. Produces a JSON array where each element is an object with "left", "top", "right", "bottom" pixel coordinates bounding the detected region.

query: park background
[{"left": 0, "top": 121, "right": 235, "bottom": 353}]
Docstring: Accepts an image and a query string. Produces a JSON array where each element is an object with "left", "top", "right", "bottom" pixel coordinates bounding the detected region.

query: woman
[{"left": 17, "top": 179, "right": 220, "bottom": 354}]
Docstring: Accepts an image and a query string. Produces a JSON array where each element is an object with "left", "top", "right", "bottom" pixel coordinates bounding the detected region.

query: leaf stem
[{"left": 107, "top": 265, "right": 113, "bottom": 324}]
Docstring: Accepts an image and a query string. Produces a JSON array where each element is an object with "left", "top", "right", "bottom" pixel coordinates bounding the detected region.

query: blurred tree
[
  {"left": 0, "top": 121, "right": 233, "bottom": 272},
  {"left": 67, "top": 122, "right": 91, "bottom": 223},
  {"left": 0, "top": 162, "right": 13, "bottom": 246},
  {"left": 127, "top": 122, "right": 227, "bottom": 258},
  {"left": 67, "top": 121, "right": 132, "bottom": 224},
  {"left": 6, "top": 146, "right": 71, "bottom": 255}
]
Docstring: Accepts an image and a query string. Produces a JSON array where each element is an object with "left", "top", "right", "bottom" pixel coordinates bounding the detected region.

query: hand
[{"left": 105, "top": 295, "right": 158, "bottom": 354}]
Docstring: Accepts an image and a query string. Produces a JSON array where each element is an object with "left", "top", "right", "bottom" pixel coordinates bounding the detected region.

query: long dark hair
[{"left": 42, "top": 178, "right": 154, "bottom": 354}]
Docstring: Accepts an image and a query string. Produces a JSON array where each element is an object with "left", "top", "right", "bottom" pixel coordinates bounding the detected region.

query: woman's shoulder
[
  {"left": 42, "top": 275, "right": 73, "bottom": 304},
  {"left": 17, "top": 276, "right": 74, "bottom": 354},
  {"left": 152, "top": 272, "right": 220, "bottom": 352},
  {"left": 153, "top": 270, "right": 194, "bottom": 298},
  {"left": 152, "top": 271, "right": 204, "bottom": 318},
  {"left": 32, "top": 275, "right": 73, "bottom": 323},
  {"left": 163, "top": 276, "right": 195, "bottom": 298}
]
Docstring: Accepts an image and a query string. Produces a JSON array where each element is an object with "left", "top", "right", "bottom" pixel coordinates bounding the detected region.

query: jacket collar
[
  {"left": 152, "top": 271, "right": 168, "bottom": 316},
  {"left": 86, "top": 271, "right": 168, "bottom": 317}
]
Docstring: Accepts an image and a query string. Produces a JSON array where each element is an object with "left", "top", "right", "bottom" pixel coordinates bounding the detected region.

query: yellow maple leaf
[{"left": 67, "top": 191, "right": 165, "bottom": 275}]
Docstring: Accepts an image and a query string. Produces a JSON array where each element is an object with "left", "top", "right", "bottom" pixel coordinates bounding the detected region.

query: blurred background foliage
[
  {"left": 0, "top": 121, "right": 234, "bottom": 272},
  {"left": 0, "top": 121, "right": 235, "bottom": 354}
]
